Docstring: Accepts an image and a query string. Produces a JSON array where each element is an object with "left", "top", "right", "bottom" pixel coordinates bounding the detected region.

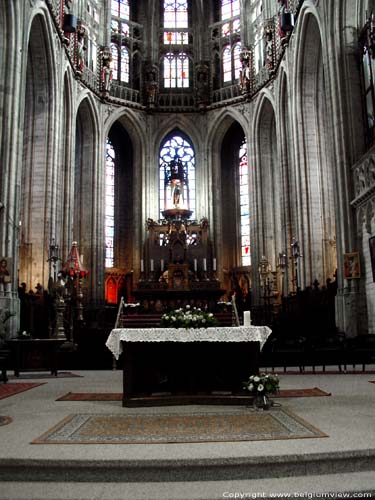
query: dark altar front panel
[{"left": 121, "top": 341, "right": 259, "bottom": 406}]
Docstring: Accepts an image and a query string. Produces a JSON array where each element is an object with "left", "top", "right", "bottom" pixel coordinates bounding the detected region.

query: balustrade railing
[
  {"left": 158, "top": 92, "right": 195, "bottom": 110},
  {"left": 212, "top": 85, "right": 241, "bottom": 104},
  {"left": 110, "top": 84, "right": 141, "bottom": 105},
  {"left": 42, "top": 0, "right": 304, "bottom": 109}
]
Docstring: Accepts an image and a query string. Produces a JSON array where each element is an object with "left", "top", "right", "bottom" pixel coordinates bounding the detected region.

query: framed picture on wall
[
  {"left": 369, "top": 237, "right": 375, "bottom": 282},
  {"left": 343, "top": 252, "right": 361, "bottom": 279}
]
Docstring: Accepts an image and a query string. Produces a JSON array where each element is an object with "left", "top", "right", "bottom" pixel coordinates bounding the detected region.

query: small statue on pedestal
[{"left": 100, "top": 46, "right": 113, "bottom": 96}]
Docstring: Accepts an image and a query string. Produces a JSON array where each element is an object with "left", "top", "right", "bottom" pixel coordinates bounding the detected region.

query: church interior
[{"left": 1, "top": 0, "right": 375, "bottom": 498}]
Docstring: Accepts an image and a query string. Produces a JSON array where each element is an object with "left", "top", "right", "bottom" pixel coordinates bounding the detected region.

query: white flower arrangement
[
  {"left": 161, "top": 305, "right": 218, "bottom": 329},
  {"left": 243, "top": 372, "right": 279, "bottom": 395}
]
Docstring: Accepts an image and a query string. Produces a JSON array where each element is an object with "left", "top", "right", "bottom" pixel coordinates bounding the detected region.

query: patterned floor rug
[
  {"left": 0, "top": 382, "right": 45, "bottom": 400},
  {"left": 31, "top": 408, "right": 328, "bottom": 444},
  {"left": 56, "top": 387, "right": 331, "bottom": 402}
]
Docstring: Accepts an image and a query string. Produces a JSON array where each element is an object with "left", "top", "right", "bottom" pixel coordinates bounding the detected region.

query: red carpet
[
  {"left": 56, "top": 387, "right": 331, "bottom": 401},
  {"left": 0, "top": 383, "right": 45, "bottom": 400},
  {"left": 9, "top": 372, "right": 82, "bottom": 380}
]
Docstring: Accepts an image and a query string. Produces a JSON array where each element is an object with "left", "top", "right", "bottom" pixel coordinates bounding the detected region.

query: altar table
[{"left": 106, "top": 326, "right": 271, "bottom": 406}]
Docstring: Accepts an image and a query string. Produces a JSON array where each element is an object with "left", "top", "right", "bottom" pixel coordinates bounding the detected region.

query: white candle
[
  {"left": 203, "top": 258, "right": 207, "bottom": 271},
  {"left": 194, "top": 258, "right": 197, "bottom": 271},
  {"left": 161, "top": 259, "right": 164, "bottom": 272},
  {"left": 243, "top": 310, "right": 251, "bottom": 326},
  {"left": 140, "top": 259, "right": 144, "bottom": 272},
  {"left": 213, "top": 258, "right": 216, "bottom": 271},
  {"left": 150, "top": 259, "right": 154, "bottom": 272}
]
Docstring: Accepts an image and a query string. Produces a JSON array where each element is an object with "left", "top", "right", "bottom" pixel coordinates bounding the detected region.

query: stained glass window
[
  {"left": 120, "top": 47, "right": 129, "bottom": 82},
  {"left": 220, "top": 0, "right": 241, "bottom": 85},
  {"left": 111, "top": 0, "right": 130, "bottom": 85},
  {"left": 162, "top": 0, "right": 190, "bottom": 88},
  {"left": 239, "top": 140, "right": 250, "bottom": 265},
  {"left": 223, "top": 46, "right": 232, "bottom": 82},
  {"left": 164, "top": 52, "right": 189, "bottom": 88},
  {"left": 105, "top": 139, "right": 115, "bottom": 268},
  {"left": 159, "top": 134, "right": 195, "bottom": 219},
  {"left": 233, "top": 43, "right": 242, "bottom": 79},
  {"left": 221, "top": 0, "right": 240, "bottom": 20},
  {"left": 164, "top": 0, "right": 188, "bottom": 28},
  {"left": 111, "top": 0, "right": 129, "bottom": 20}
]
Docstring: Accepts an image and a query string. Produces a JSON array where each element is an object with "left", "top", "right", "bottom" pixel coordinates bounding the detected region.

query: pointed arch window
[
  {"left": 111, "top": 0, "right": 131, "bottom": 86},
  {"left": 162, "top": 0, "right": 190, "bottom": 88},
  {"left": 159, "top": 134, "right": 195, "bottom": 219},
  {"left": 105, "top": 139, "right": 115, "bottom": 268},
  {"left": 220, "top": 0, "right": 241, "bottom": 85},
  {"left": 239, "top": 139, "right": 250, "bottom": 265},
  {"left": 164, "top": 52, "right": 189, "bottom": 88},
  {"left": 120, "top": 47, "right": 130, "bottom": 82}
]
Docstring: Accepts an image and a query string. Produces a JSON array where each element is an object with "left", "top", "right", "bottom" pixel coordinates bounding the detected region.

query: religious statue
[
  {"left": 239, "top": 48, "right": 252, "bottom": 95},
  {"left": 195, "top": 63, "right": 209, "bottom": 109},
  {"left": 265, "top": 25, "right": 274, "bottom": 71},
  {"left": 172, "top": 182, "right": 182, "bottom": 208},
  {"left": 145, "top": 66, "right": 159, "bottom": 108},
  {"left": 76, "top": 23, "right": 86, "bottom": 74},
  {"left": 277, "top": 0, "right": 288, "bottom": 42},
  {"left": 101, "top": 46, "right": 113, "bottom": 95}
]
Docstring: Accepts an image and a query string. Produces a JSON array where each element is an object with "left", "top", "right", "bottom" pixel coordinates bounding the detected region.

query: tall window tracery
[
  {"left": 239, "top": 140, "right": 250, "bottom": 265},
  {"left": 111, "top": 0, "right": 130, "bottom": 84},
  {"left": 159, "top": 134, "right": 195, "bottom": 218},
  {"left": 162, "top": 0, "right": 190, "bottom": 88},
  {"left": 105, "top": 139, "right": 115, "bottom": 268},
  {"left": 220, "top": 0, "right": 241, "bottom": 85}
]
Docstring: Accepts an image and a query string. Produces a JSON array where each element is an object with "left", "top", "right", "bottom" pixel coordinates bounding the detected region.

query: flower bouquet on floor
[{"left": 243, "top": 372, "right": 279, "bottom": 410}]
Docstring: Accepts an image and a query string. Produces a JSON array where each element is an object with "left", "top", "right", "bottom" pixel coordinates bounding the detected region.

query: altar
[{"left": 106, "top": 326, "right": 271, "bottom": 406}]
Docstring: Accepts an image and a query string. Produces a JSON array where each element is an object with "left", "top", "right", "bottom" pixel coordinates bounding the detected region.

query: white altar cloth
[{"left": 106, "top": 325, "right": 272, "bottom": 360}]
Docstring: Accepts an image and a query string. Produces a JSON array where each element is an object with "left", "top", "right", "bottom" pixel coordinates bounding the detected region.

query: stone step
[
  {"left": 1, "top": 471, "right": 375, "bottom": 500},
  {"left": 1, "top": 448, "right": 375, "bottom": 483}
]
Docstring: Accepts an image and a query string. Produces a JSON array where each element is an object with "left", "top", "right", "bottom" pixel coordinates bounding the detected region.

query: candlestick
[
  {"left": 150, "top": 259, "right": 154, "bottom": 272},
  {"left": 213, "top": 258, "right": 216, "bottom": 271},
  {"left": 194, "top": 258, "right": 197, "bottom": 271},
  {"left": 161, "top": 259, "right": 164, "bottom": 272},
  {"left": 140, "top": 259, "right": 144, "bottom": 273},
  {"left": 203, "top": 258, "right": 207, "bottom": 271}
]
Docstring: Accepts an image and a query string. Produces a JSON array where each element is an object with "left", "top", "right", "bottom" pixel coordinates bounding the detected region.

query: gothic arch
[
  {"left": 252, "top": 93, "right": 280, "bottom": 290},
  {"left": 105, "top": 109, "right": 145, "bottom": 275},
  {"left": 293, "top": 9, "right": 337, "bottom": 288},
  {"left": 206, "top": 111, "right": 248, "bottom": 288},
  {"left": 276, "top": 69, "right": 296, "bottom": 294},
  {"left": 0, "top": 0, "right": 20, "bottom": 263},
  {"left": 74, "top": 96, "right": 101, "bottom": 301},
  {"left": 60, "top": 70, "right": 75, "bottom": 259},
  {"left": 18, "top": 12, "right": 57, "bottom": 290}
]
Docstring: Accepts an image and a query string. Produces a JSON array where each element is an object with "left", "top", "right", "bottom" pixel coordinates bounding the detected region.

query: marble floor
[{"left": 0, "top": 368, "right": 375, "bottom": 500}]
